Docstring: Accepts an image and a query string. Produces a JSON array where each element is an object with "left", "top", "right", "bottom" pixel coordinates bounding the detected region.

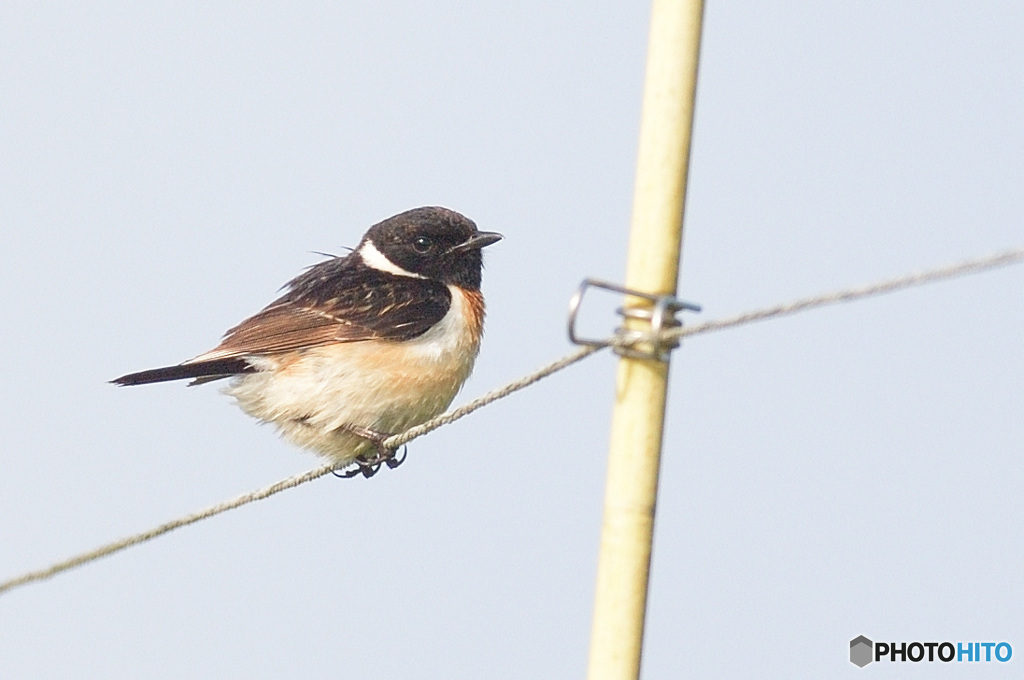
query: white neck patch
[{"left": 358, "top": 240, "right": 426, "bottom": 279}]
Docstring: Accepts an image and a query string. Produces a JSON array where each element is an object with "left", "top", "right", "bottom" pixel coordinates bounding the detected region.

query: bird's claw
[
  {"left": 332, "top": 425, "right": 408, "bottom": 479},
  {"left": 385, "top": 445, "right": 408, "bottom": 469},
  {"left": 333, "top": 464, "right": 372, "bottom": 479}
]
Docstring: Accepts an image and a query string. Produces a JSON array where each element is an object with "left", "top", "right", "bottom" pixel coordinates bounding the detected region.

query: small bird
[{"left": 113, "top": 207, "right": 502, "bottom": 477}]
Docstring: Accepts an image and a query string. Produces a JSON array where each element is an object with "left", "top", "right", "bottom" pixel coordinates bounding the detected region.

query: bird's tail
[{"left": 111, "top": 358, "right": 253, "bottom": 386}]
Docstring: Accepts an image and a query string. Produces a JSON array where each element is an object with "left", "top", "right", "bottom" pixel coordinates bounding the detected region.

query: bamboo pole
[{"left": 586, "top": 1, "right": 704, "bottom": 679}]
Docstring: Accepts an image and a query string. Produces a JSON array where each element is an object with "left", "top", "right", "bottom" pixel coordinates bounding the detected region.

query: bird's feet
[{"left": 332, "top": 426, "right": 408, "bottom": 479}]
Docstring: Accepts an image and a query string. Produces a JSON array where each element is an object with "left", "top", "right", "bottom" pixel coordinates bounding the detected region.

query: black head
[{"left": 359, "top": 207, "right": 502, "bottom": 290}]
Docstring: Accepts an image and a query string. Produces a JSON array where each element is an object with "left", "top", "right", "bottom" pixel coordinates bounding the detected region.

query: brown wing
[
  {"left": 111, "top": 255, "right": 452, "bottom": 386},
  {"left": 188, "top": 257, "right": 452, "bottom": 363}
]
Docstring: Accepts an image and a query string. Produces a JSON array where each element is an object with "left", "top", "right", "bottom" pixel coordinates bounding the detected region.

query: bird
[{"left": 112, "top": 206, "right": 502, "bottom": 477}]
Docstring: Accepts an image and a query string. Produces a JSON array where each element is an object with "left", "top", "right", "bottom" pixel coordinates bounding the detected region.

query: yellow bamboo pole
[{"left": 586, "top": 1, "right": 704, "bottom": 679}]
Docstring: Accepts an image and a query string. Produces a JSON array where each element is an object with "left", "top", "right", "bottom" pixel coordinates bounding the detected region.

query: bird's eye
[{"left": 412, "top": 236, "right": 433, "bottom": 253}]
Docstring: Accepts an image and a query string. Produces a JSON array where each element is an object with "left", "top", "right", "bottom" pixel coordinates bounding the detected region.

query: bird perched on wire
[{"left": 113, "top": 206, "right": 502, "bottom": 477}]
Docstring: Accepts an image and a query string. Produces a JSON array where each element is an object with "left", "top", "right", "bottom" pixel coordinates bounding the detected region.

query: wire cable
[
  {"left": 1, "top": 246, "right": 1020, "bottom": 597},
  {"left": 668, "top": 247, "right": 1024, "bottom": 342},
  {"left": 0, "top": 345, "right": 601, "bottom": 596}
]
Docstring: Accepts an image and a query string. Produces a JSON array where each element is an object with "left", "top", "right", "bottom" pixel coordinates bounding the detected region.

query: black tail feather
[{"left": 111, "top": 358, "right": 254, "bottom": 386}]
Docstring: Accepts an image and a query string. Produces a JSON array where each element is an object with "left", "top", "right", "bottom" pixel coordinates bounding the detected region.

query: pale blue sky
[{"left": 1, "top": 2, "right": 1022, "bottom": 678}]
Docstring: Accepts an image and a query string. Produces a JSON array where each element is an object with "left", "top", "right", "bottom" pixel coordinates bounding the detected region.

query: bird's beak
[{"left": 451, "top": 231, "right": 503, "bottom": 253}]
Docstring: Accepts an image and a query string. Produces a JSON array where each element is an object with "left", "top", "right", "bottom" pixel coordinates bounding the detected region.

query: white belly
[{"left": 224, "top": 287, "right": 482, "bottom": 464}]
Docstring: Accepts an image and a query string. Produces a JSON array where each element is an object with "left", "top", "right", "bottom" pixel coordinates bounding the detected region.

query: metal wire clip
[{"left": 567, "top": 278, "right": 701, "bottom": 361}]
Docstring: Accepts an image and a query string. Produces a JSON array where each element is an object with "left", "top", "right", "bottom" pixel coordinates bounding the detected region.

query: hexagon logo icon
[{"left": 850, "top": 636, "right": 873, "bottom": 667}]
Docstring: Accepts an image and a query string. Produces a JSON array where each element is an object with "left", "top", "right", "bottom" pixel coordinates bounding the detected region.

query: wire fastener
[{"left": 567, "top": 278, "right": 701, "bottom": 361}]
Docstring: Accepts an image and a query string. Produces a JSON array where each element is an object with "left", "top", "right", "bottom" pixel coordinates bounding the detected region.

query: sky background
[{"left": 1, "top": 1, "right": 1022, "bottom": 678}]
